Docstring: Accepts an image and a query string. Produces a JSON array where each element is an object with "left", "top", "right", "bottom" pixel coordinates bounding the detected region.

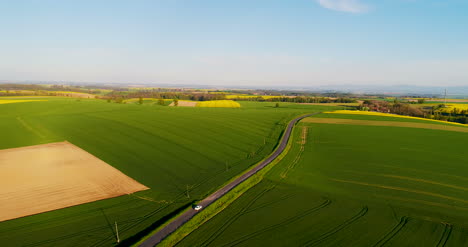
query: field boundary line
[
  {"left": 330, "top": 178, "right": 468, "bottom": 204},
  {"left": 16, "top": 116, "right": 46, "bottom": 139},
  {"left": 341, "top": 170, "right": 468, "bottom": 192},
  {"left": 375, "top": 164, "right": 468, "bottom": 183},
  {"left": 377, "top": 195, "right": 468, "bottom": 212}
]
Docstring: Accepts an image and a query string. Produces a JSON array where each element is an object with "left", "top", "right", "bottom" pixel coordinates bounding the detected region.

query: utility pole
[
  {"left": 186, "top": 185, "right": 190, "bottom": 198},
  {"left": 115, "top": 221, "right": 120, "bottom": 243},
  {"left": 444, "top": 89, "right": 447, "bottom": 105}
]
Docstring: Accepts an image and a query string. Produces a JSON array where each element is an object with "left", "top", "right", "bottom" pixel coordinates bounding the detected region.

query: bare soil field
[
  {"left": 0, "top": 142, "right": 148, "bottom": 222},
  {"left": 53, "top": 92, "right": 96, "bottom": 98},
  {"left": 169, "top": 101, "right": 197, "bottom": 107},
  {"left": 302, "top": 118, "right": 468, "bottom": 133}
]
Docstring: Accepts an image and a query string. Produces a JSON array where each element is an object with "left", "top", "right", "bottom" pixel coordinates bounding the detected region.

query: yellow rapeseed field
[
  {"left": 0, "top": 99, "right": 48, "bottom": 104},
  {"left": 324, "top": 110, "right": 468, "bottom": 127},
  {"left": 438, "top": 104, "right": 468, "bottom": 113},
  {"left": 196, "top": 100, "right": 241, "bottom": 108},
  {"left": 225, "top": 95, "right": 289, "bottom": 99},
  {"left": 0, "top": 90, "right": 35, "bottom": 94}
]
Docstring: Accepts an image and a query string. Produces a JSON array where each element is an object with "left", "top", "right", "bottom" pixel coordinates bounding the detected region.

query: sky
[{"left": 1, "top": 0, "right": 468, "bottom": 87}]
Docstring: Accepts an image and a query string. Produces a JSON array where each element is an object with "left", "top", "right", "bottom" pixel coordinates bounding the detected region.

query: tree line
[
  {"left": 104, "top": 91, "right": 227, "bottom": 101},
  {"left": 230, "top": 96, "right": 357, "bottom": 103},
  {"left": 359, "top": 100, "right": 468, "bottom": 124}
]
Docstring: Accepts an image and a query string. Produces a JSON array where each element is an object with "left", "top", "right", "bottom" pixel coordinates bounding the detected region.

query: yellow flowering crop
[
  {"left": 438, "top": 104, "right": 468, "bottom": 113},
  {"left": 0, "top": 100, "right": 48, "bottom": 104},
  {"left": 196, "top": 100, "right": 241, "bottom": 108}
]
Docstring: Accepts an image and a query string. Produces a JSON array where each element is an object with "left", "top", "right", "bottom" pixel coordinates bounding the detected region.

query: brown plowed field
[
  {"left": 169, "top": 101, "right": 197, "bottom": 107},
  {"left": 0, "top": 142, "right": 148, "bottom": 222}
]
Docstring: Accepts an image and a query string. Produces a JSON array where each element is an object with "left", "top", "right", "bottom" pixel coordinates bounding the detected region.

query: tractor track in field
[
  {"left": 198, "top": 185, "right": 276, "bottom": 247},
  {"left": 436, "top": 223, "right": 453, "bottom": 247},
  {"left": 87, "top": 116, "right": 293, "bottom": 247},
  {"left": 243, "top": 193, "right": 296, "bottom": 214},
  {"left": 372, "top": 216, "right": 409, "bottom": 247},
  {"left": 304, "top": 206, "right": 369, "bottom": 247},
  {"left": 138, "top": 113, "right": 319, "bottom": 247},
  {"left": 280, "top": 126, "right": 308, "bottom": 179},
  {"left": 220, "top": 199, "right": 332, "bottom": 247}
]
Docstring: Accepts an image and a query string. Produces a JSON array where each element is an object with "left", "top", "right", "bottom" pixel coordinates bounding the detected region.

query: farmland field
[
  {"left": 177, "top": 112, "right": 468, "bottom": 246},
  {"left": 324, "top": 110, "right": 468, "bottom": 126},
  {"left": 0, "top": 98, "right": 338, "bottom": 246},
  {"left": 0, "top": 141, "right": 148, "bottom": 222},
  {"left": 196, "top": 100, "right": 240, "bottom": 108},
  {"left": 438, "top": 104, "right": 468, "bottom": 113},
  {"left": 225, "top": 95, "right": 290, "bottom": 100},
  {"left": 167, "top": 100, "right": 240, "bottom": 107},
  {"left": 0, "top": 99, "right": 47, "bottom": 104}
]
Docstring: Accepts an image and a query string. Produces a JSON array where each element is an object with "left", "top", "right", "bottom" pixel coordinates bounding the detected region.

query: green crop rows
[
  {"left": 0, "top": 98, "right": 338, "bottom": 246},
  {"left": 177, "top": 113, "right": 468, "bottom": 247}
]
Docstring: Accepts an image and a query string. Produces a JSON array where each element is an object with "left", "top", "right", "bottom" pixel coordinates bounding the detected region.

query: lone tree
[
  {"left": 158, "top": 99, "right": 165, "bottom": 106},
  {"left": 173, "top": 98, "right": 179, "bottom": 106},
  {"left": 138, "top": 97, "right": 143, "bottom": 105},
  {"left": 114, "top": 97, "right": 123, "bottom": 104},
  {"left": 275, "top": 103, "right": 280, "bottom": 108}
]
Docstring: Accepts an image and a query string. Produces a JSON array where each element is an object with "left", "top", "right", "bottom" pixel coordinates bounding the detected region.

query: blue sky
[{"left": 1, "top": 0, "right": 467, "bottom": 86}]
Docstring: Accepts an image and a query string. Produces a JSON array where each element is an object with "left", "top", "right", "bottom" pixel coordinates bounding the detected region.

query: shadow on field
[
  {"left": 117, "top": 201, "right": 194, "bottom": 247},
  {"left": 101, "top": 209, "right": 116, "bottom": 240}
]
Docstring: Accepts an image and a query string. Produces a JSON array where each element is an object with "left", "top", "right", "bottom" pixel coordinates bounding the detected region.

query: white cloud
[{"left": 316, "top": 0, "right": 370, "bottom": 13}]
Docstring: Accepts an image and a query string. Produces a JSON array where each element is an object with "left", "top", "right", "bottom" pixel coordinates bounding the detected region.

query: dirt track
[
  {"left": 139, "top": 113, "right": 318, "bottom": 247},
  {"left": 0, "top": 142, "right": 148, "bottom": 222},
  {"left": 168, "top": 101, "right": 197, "bottom": 107},
  {"left": 302, "top": 118, "right": 468, "bottom": 133}
]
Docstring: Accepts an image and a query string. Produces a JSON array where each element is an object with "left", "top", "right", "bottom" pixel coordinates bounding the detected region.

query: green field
[
  {"left": 177, "top": 113, "right": 468, "bottom": 246},
  {"left": 0, "top": 98, "right": 338, "bottom": 246},
  {"left": 313, "top": 112, "right": 467, "bottom": 126}
]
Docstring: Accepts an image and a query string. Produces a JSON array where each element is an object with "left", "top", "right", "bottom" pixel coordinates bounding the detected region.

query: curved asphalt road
[{"left": 139, "top": 113, "right": 318, "bottom": 247}]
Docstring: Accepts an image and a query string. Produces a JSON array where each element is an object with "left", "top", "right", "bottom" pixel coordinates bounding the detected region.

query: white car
[{"left": 194, "top": 205, "right": 203, "bottom": 211}]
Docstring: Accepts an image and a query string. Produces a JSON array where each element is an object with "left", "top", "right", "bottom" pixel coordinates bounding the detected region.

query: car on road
[{"left": 194, "top": 205, "right": 203, "bottom": 211}]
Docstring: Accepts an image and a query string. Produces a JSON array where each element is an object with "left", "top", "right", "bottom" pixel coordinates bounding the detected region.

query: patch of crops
[
  {"left": 177, "top": 113, "right": 468, "bottom": 246},
  {"left": 438, "top": 103, "right": 468, "bottom": 113},
  {"left": 196, "top": 100, "right": 241, "bottom": 108},
  {"left": 324, "top": 110, "right": 468, "bottom": 126},
  {"left": 313, "top": 111, "right": 468, "bottom": 127},
  {"left": 0, "top": 98, "right": 337, "bottom": 246},
  {"left": 225, "top": 95, "right": 288, "bottom": 100},
  {"left": 0, "top": 99, "right": 48, "bottom": 104}
]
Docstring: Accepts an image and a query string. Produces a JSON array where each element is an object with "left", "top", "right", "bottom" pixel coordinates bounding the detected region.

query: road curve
[{"left": 139, "top": 113, "right": 318, "bottom": 247}]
